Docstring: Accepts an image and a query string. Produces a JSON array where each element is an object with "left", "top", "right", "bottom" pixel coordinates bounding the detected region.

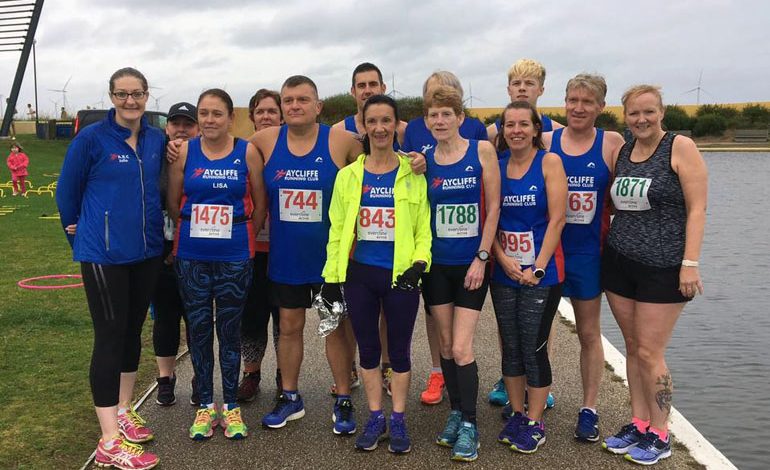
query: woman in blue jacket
[{"left": 56, "top": 67, "right": 165, "bottom": 470}]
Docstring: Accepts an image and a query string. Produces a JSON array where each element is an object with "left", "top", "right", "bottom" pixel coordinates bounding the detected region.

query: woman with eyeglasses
[{"left": 57, "top": 67, "right": 166, "bottom": 470}]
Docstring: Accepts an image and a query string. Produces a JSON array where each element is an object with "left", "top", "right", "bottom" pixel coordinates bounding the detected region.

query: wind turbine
[
  {"left": 48, "top": 76, "right": 72, "bottom": 113},
  {"left": 683, "top": 70, "right": 712, "bottom": 105},
  {"left": 153, "top": 94, "right": 167, "bottom": 111},
  {"left": 49, "top": 98, "right": 59, "bottom": 117},
  {"left": 386, "top": 73, "right": 406, "bottom": 99},
  {"left": 464, "top": 82, "right": 484, "bottom": 108}
]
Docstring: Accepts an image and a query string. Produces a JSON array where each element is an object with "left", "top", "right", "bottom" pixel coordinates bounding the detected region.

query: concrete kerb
[{"left": 556, "top": 298, "right": 737, "bottom": 470}]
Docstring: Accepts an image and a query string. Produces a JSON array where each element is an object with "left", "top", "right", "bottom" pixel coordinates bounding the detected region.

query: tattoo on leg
[{"left": 655, "top": 372, "right": 673, "bottom": 414}]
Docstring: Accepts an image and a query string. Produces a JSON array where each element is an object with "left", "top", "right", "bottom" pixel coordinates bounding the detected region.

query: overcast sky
[{"left": 1, "top": 0, "right": 768, "bottom": 118}]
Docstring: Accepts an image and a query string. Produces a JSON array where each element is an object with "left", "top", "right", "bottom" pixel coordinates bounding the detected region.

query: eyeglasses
[{"left": 112, "top": 91, "right": 148, "bottom": 101}]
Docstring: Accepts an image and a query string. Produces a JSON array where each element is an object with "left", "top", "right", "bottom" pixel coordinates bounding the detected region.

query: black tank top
[{"left": 608, "top": 132, "right": 686, "bottom": 268}]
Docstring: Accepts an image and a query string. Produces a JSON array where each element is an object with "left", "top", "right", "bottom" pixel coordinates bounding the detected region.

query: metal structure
[{"left": 0, "top": 0, "right": 44, "bottom": 137}]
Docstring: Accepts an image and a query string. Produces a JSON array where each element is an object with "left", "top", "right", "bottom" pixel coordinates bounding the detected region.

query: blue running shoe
[
  {"left": 487, "top": 378, "right": 509, "bottom": 406},
  {"left": 435, "top": 410, "right": 462, "bottom": 447},
  {"left": 546, "top": 392, "right": 555, "bottom": 409},
  {"left": 501, "top": 403, "right": 513, "bottom": 420},
  {"left": 451, "top": 421, "right": 480, "bottom": 462},
  {"left": 574, "top": 408, "right": 600, "bottom": 442},
  {"left": 388, "top": 417, "right": 411, "bottom": 454},
  {"left": 261, "top": 393, "right": 305, "bottom": 429},
  {"left": 603, "top": 423, "right": 645, "bottom": 454},
  {"left": 498, "top": 411, "right": 526, "bottom": 444},
  {"left": 332, "top": 398, "right": 356, "bottom": 435},
  {"left": 354, "top": 414, "right": 386, "bottom": 451},
  {"left": 625, "top": 432, "right": 671, "bottom": 465},
  {"left": 510, "top": 420, "right": 546, "bottom": 454}
]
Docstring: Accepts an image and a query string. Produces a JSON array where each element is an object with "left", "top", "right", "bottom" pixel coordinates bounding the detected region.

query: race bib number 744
[{"left": 279, "top": 189, "right": 322, "bottom": 222}]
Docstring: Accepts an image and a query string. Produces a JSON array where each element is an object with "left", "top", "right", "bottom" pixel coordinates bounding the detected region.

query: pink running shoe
[
  {"left": 94, "top": 436, "right": 159, "bottom": 470},
  {"left": 117, "top": 408, "right": 154, "bottom": 443}
]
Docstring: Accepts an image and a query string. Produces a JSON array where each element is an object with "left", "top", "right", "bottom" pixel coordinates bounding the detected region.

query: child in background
[{"left": 7, "top": 143, "right": 29, "bottom": 196}]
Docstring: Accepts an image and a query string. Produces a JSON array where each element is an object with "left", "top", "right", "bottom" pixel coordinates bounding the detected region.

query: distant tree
[
  {"left": 396, "top": 96, "right": 424, "bottom": 122},
  {"left": 663, "top": 105, "right": 694, "bottom": 130},
  {"left": 695, "top": 104, "right": 738, "bottom": 120},
  {"left": 546, "top": 113, "right": 567, "bottom": 126},
  {"left": 692, "top": 113, "right": 727, "bottom": 137},
  {"left": 319, "top": 93, "right": 356, "bottom": 125},
  {"left": 596, "top": 111, "right": 620, "bottom": 131},
  {"left": 484, "top": 114, "right": 500, "bottom": 125},
  {"left": 740, "top": 103, "right": 770, "bottom": 127}
]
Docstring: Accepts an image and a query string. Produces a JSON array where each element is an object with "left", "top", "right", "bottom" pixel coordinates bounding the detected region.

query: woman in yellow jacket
[{"left": 322, "top": 94, "right": 431, "bottom": 454}]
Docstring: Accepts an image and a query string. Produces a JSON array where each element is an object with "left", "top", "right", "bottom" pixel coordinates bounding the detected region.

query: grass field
[{"left": 0, "top": 136, "right": 159, "bottom": 469}]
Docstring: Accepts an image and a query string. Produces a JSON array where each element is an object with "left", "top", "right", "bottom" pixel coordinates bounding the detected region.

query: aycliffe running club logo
[
  {"left": 110, "top": 153, "right": 130, "bottom": 163},
  {"left": 272, "top": 169, "right": 320, "bottom": 182},
  {"left": 431, "top": 176, "right": 477, "bottom": 191}
]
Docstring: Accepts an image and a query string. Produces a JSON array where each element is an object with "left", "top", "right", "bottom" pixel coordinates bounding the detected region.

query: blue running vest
[
  {"left": 550, "top": 128, "right": 609, "bottom": 256},
  {"left": 263, "top": 124, "right": 338, "bottom": 284},
  {"left": 175, "top": 137, "right": 254, "bottom": 262},
  {"left": 426, "top": 140, "right": 484, "bottom": 265},
  {"left": 494, "top": 150, "right": 562, "bottom": 287},
  {"left": 353, "top": 168, "right": 398, "bottom": 269}
]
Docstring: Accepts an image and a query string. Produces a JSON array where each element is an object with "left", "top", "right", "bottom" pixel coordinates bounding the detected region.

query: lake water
[{"left": 600, "top": 152, "right": 770, "bottom": 470}]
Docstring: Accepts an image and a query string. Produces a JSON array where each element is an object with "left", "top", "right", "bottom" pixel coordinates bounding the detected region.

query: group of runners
[{"left": 55, "top": 58, "right": 707, "bottom": 470}]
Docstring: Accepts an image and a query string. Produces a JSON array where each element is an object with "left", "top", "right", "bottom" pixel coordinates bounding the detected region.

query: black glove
[
  {"left": 395, "top": 262, "right": 426, "bottom": 291},
  {"left": 321, "top": 282, "right": 343, "bottom": 305}
]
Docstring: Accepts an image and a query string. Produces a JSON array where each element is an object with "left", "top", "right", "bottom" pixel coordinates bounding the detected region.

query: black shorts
[
  {"left": 269, "top": 281, "right": 322, "bottom": 309},
  {"left": 422, "top": 263, "right": 489, "bottom": 311},
  {"left": 601, "top": 243, "right": 690, "bottom": 304}
]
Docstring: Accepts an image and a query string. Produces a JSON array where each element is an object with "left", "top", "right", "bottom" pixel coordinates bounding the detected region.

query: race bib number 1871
[{"left": 611, "top": 177, "right": 652, "bottom": 211}]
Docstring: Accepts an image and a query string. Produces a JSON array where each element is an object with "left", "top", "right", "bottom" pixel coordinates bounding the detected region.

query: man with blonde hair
[{"left": 487, "top": 58, "right": 563, "bottom": 145}]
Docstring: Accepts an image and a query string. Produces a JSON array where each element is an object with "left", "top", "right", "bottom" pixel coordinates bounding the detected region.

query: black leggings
[
  {"left": 81, "top": 257, "right": 162, "bottom": 407},
  {"left": 241, "top": 253, "right": 280, "bottom": 365},
  {"left": 151, "top": 254, "right": 189, "bottom": 358}
]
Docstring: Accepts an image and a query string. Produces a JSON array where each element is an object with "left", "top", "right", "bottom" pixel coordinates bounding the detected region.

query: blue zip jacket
[{"left": 56, "top": 108, "right": 165, "bottom": 264}]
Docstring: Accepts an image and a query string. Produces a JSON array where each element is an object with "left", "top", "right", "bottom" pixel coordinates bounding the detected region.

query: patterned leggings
[{"left": 175, "top": 258, "right": 253, "bottom": 405}]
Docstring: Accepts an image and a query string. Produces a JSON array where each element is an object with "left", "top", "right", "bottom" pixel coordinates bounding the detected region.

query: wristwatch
[
  {"left": 476, "top": 250, "right": 490, "bottom": 262},
  {"left": 533, "top": 267, "right": 546, "bottom": 279}
]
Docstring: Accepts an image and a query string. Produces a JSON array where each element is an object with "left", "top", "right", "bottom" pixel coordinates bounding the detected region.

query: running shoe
[
  {"left": 488, "top": 378, "right": 509, "bottom": 406},
  {"left": 94, "top": 436, "right": 158, "bottom": 470},
  {"left": 330, "top": 369, "right": 361, "bottom": 396},
  {"left": 237, "top": 371, "right": 261, "bottom": 402},
  {"left": 382, "top": 367, "right": 393, "bottom": 397},
  {"left": 332, "top": 398, "right": 357, "bottom": 435},
  {"left": 510, "top": 419, "right": 546, "bottom": 454},
  {"left": 261, "top": 393, "right": 305, "bottom": 428},
  {"left": 603, "top": 423, "right": 645, "bottom": 454},
  {"left": 420, "top": 371, "right": 444, "bottom": 405},
  {"left": 435, "top": 410, "right": 462, "bottom": 447},
  {"left": 451, "top": 421, "right": 480, "bottom": 462},
  {"left": 388, "top": 417, "right": 411, "bottom": 453},
  {"left": 354, "top": 414, "right": 386, "bottom": 451},
  {"left": 118, "top": 408, "right": 154, "bottom": 443},
  {"left": 498, "top": 411, "right": 526, "bottom": 444},
  {"left": 155, "top": 375, "right": 176, "bottom": 406},
  {"left": 221, "top": 404, "right": 248, "bottom": 439},
  {"left": 189, "top": 407, "right": 218, "bottom": 440},
  {"left": 546, "top": 392, "right": 556, "bottom": 409},
  {"left": 189, "top": 377, "right": 200, "bottom": 407},
  {"left": 625, "top": 432, "right": 671, "bottom": 465},
  {"left": 574, "top": 408, "right": 600, "bottom": 442}
]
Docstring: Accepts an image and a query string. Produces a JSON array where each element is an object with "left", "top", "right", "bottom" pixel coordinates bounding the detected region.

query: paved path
[{"left": 99, "top": 298, "right": 702, "bottom": 469}]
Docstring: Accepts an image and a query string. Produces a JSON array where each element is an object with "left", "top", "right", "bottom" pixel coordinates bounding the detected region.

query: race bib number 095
[
  {"left": 498, "top": 230, "right": 536, "bottom": 265},
  {"left": 190, "top": 204, "right": 233, "bottom": 239},
  {"left": 566, "top": 191, "right": 597, "bottom": 224},
  {"left": 435, "top": 203, "right": 479, "bottom": 238},
  {"left": 611, "top": 177, "right": 651, "bottom": 211},
  {"left": 357, "top": 206, "right": 395, "bottom": 241},
  {"left": 279, "top": 189, "right": 322, "bottom": 222}
]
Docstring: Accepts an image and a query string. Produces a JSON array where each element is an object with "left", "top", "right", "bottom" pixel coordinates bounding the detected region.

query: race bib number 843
[{"left": 357, "top": 206, "right": 395, "bottom": 241}]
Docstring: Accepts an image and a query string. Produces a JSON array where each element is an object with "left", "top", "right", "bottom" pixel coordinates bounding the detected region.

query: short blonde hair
[
  {"left": 507, "top": 59, "right": 546, "bottom": 86},
  {"left": 565, "top": 73, "right": 608, "bottom": 104},
  {"left": 424, "top": 85, "right": 464, "bottom": 116},
  {"left": 622, "top": 84, "right": 664, "bottom": 112},
  {"left": 422, "top": 71, "right": 464, "bottom": 100}
]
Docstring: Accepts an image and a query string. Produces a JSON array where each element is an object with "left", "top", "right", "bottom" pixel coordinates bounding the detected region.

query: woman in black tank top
[{"left": 600, "top": 85, "right": 707, "bottom": 465}]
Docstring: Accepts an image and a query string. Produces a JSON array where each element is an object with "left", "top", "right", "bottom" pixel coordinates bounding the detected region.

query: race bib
[
  {"left": 163, "top": 210, "right": 175, "bottom": 241},
  {"left": 190, "top": 204, "right": 233, "bottom": 239},
  {"left": 357, "top": 206, "right": 395, "bottom": 241},
  {"left": 498, "top": 230, "right": 536, "bottom": 265},
  {"left": 279, "top": 188, "right": 322, "bottom": 222},
  {"left": 611, "top": 177, "right": 651, "bottom": 211},
  {"left": 566, "top": 191, "right": 597, "bottom": 224},
  {"left": 435, "top": 203, "right": 479, "bottom": 238},
  {"left": 256, "top": 218, "right": 270, "bottom": 243}
]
